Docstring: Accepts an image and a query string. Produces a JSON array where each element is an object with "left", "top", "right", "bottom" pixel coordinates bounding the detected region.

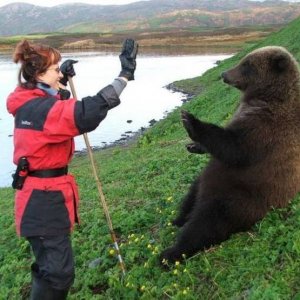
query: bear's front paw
[
  {"left": 186, "top": 142, "right": 207, "bottom": 154},
  {"left": 160, "top": 247, "right": 184, "bottom": 266},
  {"left": 181, "top": 110, "right": 201, "bottom": 141}
]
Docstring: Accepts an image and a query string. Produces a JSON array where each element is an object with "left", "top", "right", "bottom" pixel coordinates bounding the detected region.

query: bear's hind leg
[
  {"left": 172, "top": 179, "right": 200, "bottom": 227},
  {"left": 162, "top": 199, "right": 233, "bottom": 263}
]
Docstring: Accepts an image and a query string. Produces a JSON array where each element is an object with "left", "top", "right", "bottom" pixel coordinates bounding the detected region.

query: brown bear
[{"left": 160, "top": 46, "right": 300, "bottom": 264}]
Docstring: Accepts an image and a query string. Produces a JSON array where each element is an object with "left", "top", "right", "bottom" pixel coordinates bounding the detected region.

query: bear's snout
[
  {"left": 221, "top": 70, "right": 243, "bottom": 89},
  {"left": 221, "top": 71, "right": 230, "bottom": 84}
]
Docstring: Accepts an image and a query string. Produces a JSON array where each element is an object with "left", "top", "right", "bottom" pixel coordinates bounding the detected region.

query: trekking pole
[{"left": 68, "top": 76, "right": 126, "bottom": 276}]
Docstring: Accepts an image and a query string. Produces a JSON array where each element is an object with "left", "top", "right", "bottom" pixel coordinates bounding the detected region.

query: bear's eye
[{"left": 241, "top": 61, "right": 256, "bottom": 76}]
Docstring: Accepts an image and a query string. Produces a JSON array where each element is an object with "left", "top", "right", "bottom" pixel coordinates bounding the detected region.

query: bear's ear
[{"left": 271, "top": 53, "right": 289, "bottom": 73}]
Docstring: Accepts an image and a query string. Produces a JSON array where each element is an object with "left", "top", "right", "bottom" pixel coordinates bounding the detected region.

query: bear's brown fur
[{"left": 160, "top": 46, "right": 300, "bottom": 263}]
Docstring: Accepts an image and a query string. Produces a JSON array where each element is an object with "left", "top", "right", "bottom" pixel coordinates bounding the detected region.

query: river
[{"left": 0, "top": 51, "right": 231, "bottom": 187}]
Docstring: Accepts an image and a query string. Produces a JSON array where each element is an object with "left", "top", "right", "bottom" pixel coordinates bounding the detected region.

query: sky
[
  {"left": 0, "top": 0, "right": 149, "bottom": 7},
  {"left": 0, "top": 0, "right": 299, "bottom": 7}
]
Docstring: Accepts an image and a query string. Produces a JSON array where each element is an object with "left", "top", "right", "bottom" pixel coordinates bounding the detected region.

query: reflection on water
[{"left": 0, "top": 51, "right": 231, "bottom": 187}]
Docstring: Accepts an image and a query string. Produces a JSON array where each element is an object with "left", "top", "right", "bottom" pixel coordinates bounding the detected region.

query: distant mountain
[{"left": 1, "top": 0, "right": 300, "bottom": 35}]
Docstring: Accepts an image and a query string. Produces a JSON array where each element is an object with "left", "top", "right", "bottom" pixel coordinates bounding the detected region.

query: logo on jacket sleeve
[
  {"left": 15, "top": 97, "right": 56, "bottom": 131},
  {"left": 21, "top": 120, "right": 33, "bottom": 127}
]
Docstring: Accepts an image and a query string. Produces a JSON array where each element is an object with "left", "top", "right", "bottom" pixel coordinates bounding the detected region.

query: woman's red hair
[{"left": 13, "top": 40, "right": 61, "bottom": 88}]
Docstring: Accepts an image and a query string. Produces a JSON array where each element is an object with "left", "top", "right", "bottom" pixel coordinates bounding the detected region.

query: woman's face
[{"left": 37, "top": 62, "right": 63, "bottom": 90}]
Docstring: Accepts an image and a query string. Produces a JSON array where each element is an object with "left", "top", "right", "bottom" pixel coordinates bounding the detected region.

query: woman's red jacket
[{"left": 6, "top": 85, "right": 120, "bottom": 236}]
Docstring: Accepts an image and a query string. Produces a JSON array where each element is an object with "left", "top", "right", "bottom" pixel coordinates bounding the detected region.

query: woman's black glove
[
  {"left": 119, "top": 39, "right": 138, "bottom": 81},
  {"left": 58, "top": 88, "right": 71, "bottom": 100},
  {"left": 59, "top": 59, "right": 78, "bottom": 86}
]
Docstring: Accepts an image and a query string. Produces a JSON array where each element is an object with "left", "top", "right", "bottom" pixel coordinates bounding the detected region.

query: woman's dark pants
[{"left": 27, "top": 235, "right": 75, "bottom": 300}]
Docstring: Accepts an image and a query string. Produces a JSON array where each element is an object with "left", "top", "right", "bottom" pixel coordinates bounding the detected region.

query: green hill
[
  {"left": 1, "top": 17, "right": 300, "bottom": 299},
  {"left": 1, "top": 0, "right": 300, "bottom": 36}
]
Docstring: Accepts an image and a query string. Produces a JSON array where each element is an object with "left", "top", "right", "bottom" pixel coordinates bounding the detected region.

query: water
[{"left": 0, "top": 52, "right": 231, "bottom": 187}]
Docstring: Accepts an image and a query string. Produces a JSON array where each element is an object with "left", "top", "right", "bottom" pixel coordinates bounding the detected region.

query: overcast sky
[
  {"left": 0, "top": 0, "right": 149, "bottom": 7},
  {"left": 0, "top": 0, "right": 299, "bottom": 7}
]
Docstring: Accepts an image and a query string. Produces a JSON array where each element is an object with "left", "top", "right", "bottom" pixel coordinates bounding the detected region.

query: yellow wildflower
[{"left": 140, "top": 285, "right": 146, "bottom": 292}]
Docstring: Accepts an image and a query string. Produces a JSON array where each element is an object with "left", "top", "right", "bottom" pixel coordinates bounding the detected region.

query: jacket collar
[{"left": 36, "top": 82, "right": 58, "bottom": 96}]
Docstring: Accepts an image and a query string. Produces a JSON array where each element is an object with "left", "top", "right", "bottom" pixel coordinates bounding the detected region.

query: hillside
[
  {"left": 0, "top": 0, "right": 300, "bottom": 35},
  {"left": 1, "top": 14, "right": 300, "bottom": 300}
]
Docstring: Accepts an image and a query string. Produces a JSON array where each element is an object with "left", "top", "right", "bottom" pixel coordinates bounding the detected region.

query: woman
[{"left": 6, "top": 39, "right": 138, "bottom": 299}]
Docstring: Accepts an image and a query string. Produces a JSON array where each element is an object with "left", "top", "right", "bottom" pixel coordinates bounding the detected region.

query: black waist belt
[{"left": 28, "top": 166, "right": 68, "bottom": 178}]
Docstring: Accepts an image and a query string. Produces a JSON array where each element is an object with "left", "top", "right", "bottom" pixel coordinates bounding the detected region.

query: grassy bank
[{"left": 1, "top": 17, "right": 300, "bottom": 299}]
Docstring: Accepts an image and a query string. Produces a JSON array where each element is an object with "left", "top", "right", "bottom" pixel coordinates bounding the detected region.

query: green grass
[
  {"left": 1, "top": 17, "right": 300, "bottom": 299},
  {"left": 0, "top": 33, "right": 66, "bottom": 42}
]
